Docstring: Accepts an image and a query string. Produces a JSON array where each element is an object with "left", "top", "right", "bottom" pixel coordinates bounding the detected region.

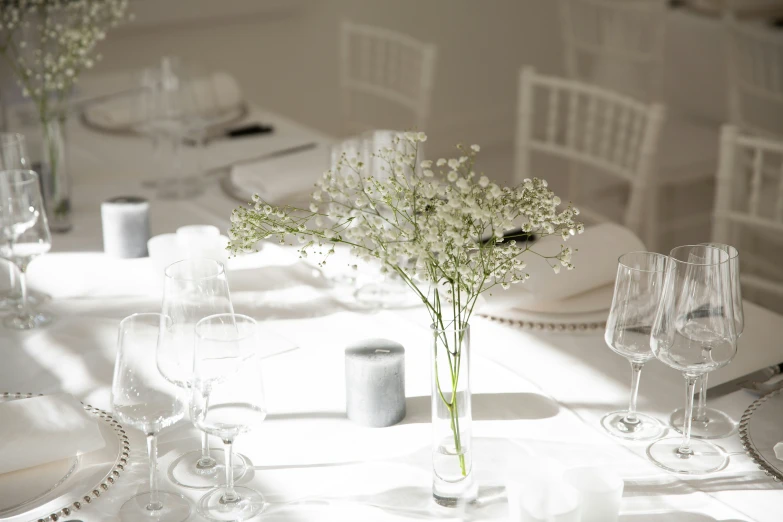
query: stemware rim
[
  {"left": 119, "top": 311, "right": 172, "bottom": 329},
  {"left": 0, "top": 168, "right": 38, "bottom": 185},
  {"left": 195, "top": 313, "right": 257, "bottom": 342},
  {"left": 617, "top": 251, "right": 668, "bottom": 273},
  {"left": 164, "top": 257, "right": 226, "bottom": 281},
  {"left": 667, "top": 244, "right": 731, "bottom": 266},
  {"left": 698, "top": 242, "right": 739, "bottom": 260}
]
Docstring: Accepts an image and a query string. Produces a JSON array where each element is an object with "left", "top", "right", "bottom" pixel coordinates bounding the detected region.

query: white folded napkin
[
  {"left": 83, "top": 71, "right": 243, "bottom": 130},
  {"left": 230, "top": 144, "right": 330, "bottom": 207},
  {"left": 0, "top": 394, "right": 105, "bottom": 475},
  {"left": 480, "top": 223, "right": 645, "bottom": 314}
]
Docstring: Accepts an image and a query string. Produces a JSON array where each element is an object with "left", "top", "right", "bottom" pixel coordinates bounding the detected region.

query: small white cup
[
  {"left": 563, "top": 466, "right": 624, "bottom": 522},
  {"left": 507, "top": 476, "right": 581, "bottom": 522},
  {"left": 147, "top": 233, "right": 182, "bottom": 283}
]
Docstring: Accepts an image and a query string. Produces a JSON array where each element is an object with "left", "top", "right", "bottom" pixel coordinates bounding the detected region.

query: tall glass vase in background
[
  {"left": 32, "top": 114, "right": 71, "bottom": 233},
  {"left": 431, "top": 323, "right": 476, "bottom": 506}
]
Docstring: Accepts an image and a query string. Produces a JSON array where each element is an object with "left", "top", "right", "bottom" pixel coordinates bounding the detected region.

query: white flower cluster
[
  {"left": 0, "top": 0, "right": 131, "bottom": 114},
  {"left": 229, "top": 132, "right": 582, "bottom": 326}
]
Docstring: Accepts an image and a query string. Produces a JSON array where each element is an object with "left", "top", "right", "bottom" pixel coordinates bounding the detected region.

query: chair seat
[{"left": 654, "top": 114, "right": 719, "bottom": 186}]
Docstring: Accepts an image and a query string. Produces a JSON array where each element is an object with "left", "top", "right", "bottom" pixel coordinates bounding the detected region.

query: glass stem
[
  {"left": 694, "top": 374, "right": 708, "bottom": 422},
  {"left": 222, "top": 439, "right": 239, "bottom": 503},
  {"left": 17, "top": 265, "right": 29, "bottom": 318},
  {"left": 678, "top": 376, "right": 698, "bottom": 457},
  {"left": 625, "top": 361, "right": 644, "bottom": 424},
  {"left": 146, "top": 433, "right": 163, "bottom": 511},
  {"left": 200, "top": 431, "right": 211, "bottom": 463}
]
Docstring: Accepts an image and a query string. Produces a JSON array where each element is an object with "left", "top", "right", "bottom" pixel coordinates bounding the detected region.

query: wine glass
[
  {"left": 111, "top": 313, "right": 190, "bottom": 522},
  {"left": 157, "top": 257, "right": 248, "bottom": 490},
  {"left": 648, "top": 245, "right": 738, "bottom": 474},
  {"left": 0, "top": 133, "right": 29, "bottom": 310},
  {"left": 0, "top": 169, "right": 52, "bottom": 329},
  {"left": 670, "top": 243, "right": 744, "bottom": 439},
  {"left": 192, "top": 313, "right": 267, "bottom": 521},
  {"left": 601, "top": 252, "right": 667, "bottom": 441}
]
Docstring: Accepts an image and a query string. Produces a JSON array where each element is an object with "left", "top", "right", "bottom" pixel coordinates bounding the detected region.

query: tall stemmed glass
[
  {"left": 0, "top": 133, "right": 29, "bottom": 310},
  {"left": 670, "top": 243, "right": 744, "bottom": 439},
  {"left": 648, "top": 245, "right": 738, "bottom": 474},
  {"left": 157, "top": 257, "right": 248, "bottom": 489},
  {"left": 601, "top": 252, "right": 667, "bottom": 441},
  {"left": 192, "top": 313, "right": 267, "bottom": 521},
  {"left": 0, "top": 169, "right": 52, "bottom": 329},
  {"left": 111, "top": 313, "right": 190, "bottom": 521}
]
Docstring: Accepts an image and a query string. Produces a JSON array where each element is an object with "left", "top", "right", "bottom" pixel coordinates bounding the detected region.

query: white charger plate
[
  {"left": 479, "top": 284, "right": 613, "bottom": 332},
  {"left": 0, "top": 392, "right": 129, "bottom": 522}
]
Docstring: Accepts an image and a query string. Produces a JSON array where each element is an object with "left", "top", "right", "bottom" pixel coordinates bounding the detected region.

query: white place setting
[{"left": 2, "top": 2, "right": 783, "bottom": 522}]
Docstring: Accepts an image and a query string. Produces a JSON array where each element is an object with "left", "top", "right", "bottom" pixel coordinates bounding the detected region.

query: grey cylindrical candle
[
  {"left": 101, "top": 196, "right": 151, "bottom": 258},
  {"left": 345, "top": 339, "right": 406, "bottom": 428}
]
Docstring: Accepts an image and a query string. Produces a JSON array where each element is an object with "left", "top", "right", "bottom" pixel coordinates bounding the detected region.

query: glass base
[
  {"left": 198, "top": 486, "right": 265, "bottom": 521},
  {"left": 119, "top": 491, "right": 191, "bottom": 522},
  {"left": 0, "top": 292, "right": 50, "bottom": 310},
  {"left": 670, "top": 407, "right": 737, "bottom": 439},
  {"left": 601, "top": 411, "right": 665, "bottom": 441},
  {"left": 157, "top": 178, "right": 203, "bottom": 200},
  {"left": 432, "top": 474, "right": 478, "bottom": 508},
  {"left": 4, "top": 311, "right": 52, "bottom": 330},
  {"left": 646, "top": 438, "right": 729, "bottom": 474},
  {"left": 168, "top": 448, "right": 248, "bottom": 490}
]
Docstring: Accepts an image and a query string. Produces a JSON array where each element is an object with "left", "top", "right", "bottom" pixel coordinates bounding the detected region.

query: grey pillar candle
[
  {"left": 101, "top": 196, "right": 151, "bottom": 258},
  {"left": 345, "top": 339, "right": 406, "bottom": 427}
]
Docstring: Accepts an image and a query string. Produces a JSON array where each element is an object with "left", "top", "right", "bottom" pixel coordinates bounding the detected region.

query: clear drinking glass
[
  {"left": 0, "top": 169, "right": 52, "bottom": 329},
  {"left": 601, "top": 252, "right": 667, "bottom": 441},
  {"left": 670, "top": 243, "right": 744, "bottom": 439},
  {"left": 157, "top": 257, "right": 248, "bottom": 490},
  {"left": 0, "top": 133, "right": 29, "bottom": 310},
  {"left": 648, "top": 245, "right": 738, "bottom": 474},
  {"left": 111, "top": 313, "right": 190, "bottom": 522},
  {"left": 192, "top": 313, "right": 267, "bottom": 521}
]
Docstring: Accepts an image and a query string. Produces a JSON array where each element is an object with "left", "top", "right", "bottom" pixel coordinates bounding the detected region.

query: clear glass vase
[
  {"left": 430, "top": 322, "right": 476, "bottom": 506},
  {"left": 33, "top": 115, "right": 71, "bottom": 233}
]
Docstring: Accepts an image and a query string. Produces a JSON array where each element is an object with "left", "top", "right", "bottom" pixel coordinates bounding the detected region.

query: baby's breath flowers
[
  {"left": 229, "top": 132, "right": 582, "bottom": 477},
  {"left": 229, "top": 132, "right": 582, "bottom": 323},
  {"left": 0, "top": 0, "right": 132, "bottom": 117}
]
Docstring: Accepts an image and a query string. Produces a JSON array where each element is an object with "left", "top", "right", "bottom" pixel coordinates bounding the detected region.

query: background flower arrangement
[
  {"left": 0, "top": 0, "right": 132, "bottom": 230},
  {"left": 229, "top": 131, "right": 582, "bottom": 499}
]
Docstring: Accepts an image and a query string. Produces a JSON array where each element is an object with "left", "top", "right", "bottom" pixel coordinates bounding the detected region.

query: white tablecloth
[{"left": 1, "top": 106, "right": 782, "bottom": 522}]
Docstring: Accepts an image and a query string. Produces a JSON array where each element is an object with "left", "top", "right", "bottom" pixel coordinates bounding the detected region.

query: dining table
[{"left": 1, "top": 79, "right": 782, "bottom": 522}]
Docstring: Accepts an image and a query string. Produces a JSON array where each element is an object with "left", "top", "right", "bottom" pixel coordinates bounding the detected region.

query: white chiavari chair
[
  {"left": 558, "top": 0, "right": 722, "bottom": 251},
  {"left": 724, "top": 13, "right": 783, "bottom": 138},
  {"left": 558, "top": 0, "right": 668, "bottom": 102},
  {"left": 339, "top": 21, "right": 437, "bottom": 136},
  {"left": 515, "top": 67, "right": 666, "bottom": 248},
  {"left": 713, "top": 125, "right": 783, "bottom": 310}
]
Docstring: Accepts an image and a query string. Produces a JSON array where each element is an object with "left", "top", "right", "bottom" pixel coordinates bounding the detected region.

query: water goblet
[
  {"left": 601, "top": 252, "right": 667, "bottom": 441},
  {"left": 157, "top": 257, "right": 248, "bottom": 489},
  {"left": 0, "top": 133, "right": 27, "bottom": 310},
  {"left": 0, "top": 169, "right": 52, "bottom": 329},
  {"left": 670, "top": 243, "right": 743, "bottom": 439},
  {"left": 111, "top": 313, "right": 190, "bottom": 521},
  {"left": 192, "top": 313, "right": 267, "bottom": 521},
  {"left": 648, "top": 245, "right": 738, "bottom": 474}
]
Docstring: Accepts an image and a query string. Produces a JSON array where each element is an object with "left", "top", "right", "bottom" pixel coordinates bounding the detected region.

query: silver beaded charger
[
  {"left": 479, "top": 313, "right": 606, "bottom": 332},
  {"left": 0, "top": 392, "right": 130, "bottom": 522},
  {"left": 739, "top": 387, "right": 783, "bottom": 484}
]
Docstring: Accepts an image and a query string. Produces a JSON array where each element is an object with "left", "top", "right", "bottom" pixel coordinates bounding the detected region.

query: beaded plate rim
[
  {"left": 0, "top": 392, "right": 130, "bottom": 522},
  {"left": 739, "top": 387, "right": 783, "bottom": 484},
  {"left": 479, "top": 313, "right": 606, "bottom": 332}
]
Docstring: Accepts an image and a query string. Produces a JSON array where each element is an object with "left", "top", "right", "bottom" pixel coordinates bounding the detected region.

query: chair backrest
[
  {"left": 515, "top": 66, "right": 665, "bottom": 237},
  {"left": 558, "top": 0, "right": 668, "bottom": 102},
  {"left": 713, "top": 125, "right": 783, "bottom": 300},
  {"left": 339, "top": 21, "right": 437, "bottom": 136},
  {"left": 725, "top": 14, "right": 783, "bottom": 138}
]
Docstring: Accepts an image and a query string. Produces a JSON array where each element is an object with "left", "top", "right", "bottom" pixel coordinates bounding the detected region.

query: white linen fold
[{"left": 0, "top": 394, "right": 105, "bottom": 475}]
